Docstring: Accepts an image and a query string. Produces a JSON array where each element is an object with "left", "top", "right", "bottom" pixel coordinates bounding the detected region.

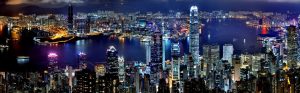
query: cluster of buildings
[{"left": 0, "top": 4, "right": 300, "bottom": 93}]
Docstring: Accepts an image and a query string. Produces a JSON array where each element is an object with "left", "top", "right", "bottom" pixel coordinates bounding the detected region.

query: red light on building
[{"left": 261, "top": 25, "right": 268, "bottom": 35}]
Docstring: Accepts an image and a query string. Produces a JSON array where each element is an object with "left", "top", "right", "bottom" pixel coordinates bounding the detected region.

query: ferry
[{"left": 17, "top": 56, "right": 30, "bottom": 64}]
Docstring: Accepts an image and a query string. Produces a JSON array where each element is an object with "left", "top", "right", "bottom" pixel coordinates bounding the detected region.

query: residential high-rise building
[{"left": 189, "top": 6, "right": 200, "bottom": 78}]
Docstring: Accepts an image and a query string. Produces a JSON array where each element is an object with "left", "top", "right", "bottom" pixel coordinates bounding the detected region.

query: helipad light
[
  {"left": 48, "top": 53, "right": 58, "bottom": 57},
  {"left": 79, "top": 52, "right": 87, "bottom": 56}
]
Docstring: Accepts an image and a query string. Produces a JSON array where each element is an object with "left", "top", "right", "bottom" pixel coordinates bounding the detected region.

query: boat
[{"left": 17, "top": 56, "right": 30, "bottom": 64}]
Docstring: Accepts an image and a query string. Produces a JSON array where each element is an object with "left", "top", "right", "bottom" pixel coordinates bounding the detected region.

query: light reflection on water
[{"left": 0, "top": 19, "right": 260, "bottom": 71}]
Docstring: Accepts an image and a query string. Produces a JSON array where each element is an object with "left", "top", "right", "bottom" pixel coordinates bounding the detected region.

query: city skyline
[
  {"left": 1, "top": 0, "right": 300, "bottom": 16},
  {"left": 0, "top": 1, "right": 300, "bottom": 93}
]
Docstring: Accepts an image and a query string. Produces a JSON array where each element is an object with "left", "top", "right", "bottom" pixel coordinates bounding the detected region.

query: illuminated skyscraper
[
  {"left": 48, "top": 53, "right": 59, "bottom": 72},
  {"left": 222, "top": 44, "right": 234, "bottom": 65},
  {"left": 145, "top": 41, "right": 151, "bottom": 65},
  {"left": 94, "top": 64, "right": 106, "bottom": 93},
  {"left": 189, "top": 6, "right": 200, "bottom": 75},
  {"left": 75, "top": 18, "right": 86, "bottom": 34},
  {"left": 118, "top": 56, "right": 125, "bottom": 83},
  {"left": 287, "top": 25, "right": 299, "bottom": 68},
  {"left": 74, "top": 68, "right": 96, "bottom": 93},
  {"left": 78, "top": 52, "right": 87, "bottom": 69},
  {"left": 106, "top": 46, "right": 119, "bottom": 79},
  {"left": 171, "top": 41, "right": 181, "bottom": 81},
  {"left": 202, "top": 45, "right": 220, "bottom": 89},
  {"left": 67, "top": 3, "right": 74, "bottom": 34},
  {"left": 151, "top": 31, "right": 163, "bottom": 68},
  {"left": 106, "top": 46, "right": 120, "bottom": 93},
  {"left": 85, "top": 16, "right": 91, "bottom": 33}
]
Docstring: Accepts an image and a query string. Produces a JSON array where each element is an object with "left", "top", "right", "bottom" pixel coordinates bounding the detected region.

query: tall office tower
[
  {"left": 95, "top": 64, "right": 106, "bottom": 93},
  {"left": 106, "top": 46, "right": 120, "bottom": 93},
  {"left": 145, "top": 41, "right": 151, "bottom": 65},
  {"left": 67, "top": 3, "right": 73, "bottom": 34},
  {"left": 287, "top": 25, "right": 298, "bottom": 68},
  {"left": 151, "top": 31, "right": 163, "bottom": 69},
  {"left": 189, "top": 6, "right": 200, "bottom": 78},
  {"left": 202, "top": 45, "right": 210, "bottom": 77},
  {"left": 232, "top": 56, "right": 241, "bottom": 82},
  {"left": 78, "top": 52, "right": 87, "bottom": 69},
  {"left": 210, "top": 45, "right": 220, "bottom": 68},
  {"left": 202, "top": 45, "right": 220, "bottom": 89},
  {"left": 221, "top": 60, "right": 232, "bottom": 92},
  {"left": 106, "top": 46, "right": 119, "bottom": 79},
  {"left": 298, "top": 17, "right": 300, "bottom": 67},
  {"left": 203, "top": 45, "right": 220, "bottom": 74},
  {"left": 48, "top": 53, "right": 59, "bottom": 72},
  {"left": 223, "top": 44, "right": 234, "bottom": 65},
  {"left": 151, "top": 31, "right": 163, "bottom": 93},
  {"left": 74, "top": 68, "right": 96, "bottom": 93},
  {"left": 65, "top": 66, "right": 76, "bottom": 90},
  {"left": 171, "top": 41, "right": 181, "bottom": 81},
  {"left": 162, "top": 21, "right": 167, "bottom": 71},
  {"left": 118, "top": 56, "right": 125, "bottom": 83},
  {"left": 75, "top": 18, "right": 86, "bottom": 34},
  {"left": 85, "top": 16, "right": 91, "bottom": 34}
]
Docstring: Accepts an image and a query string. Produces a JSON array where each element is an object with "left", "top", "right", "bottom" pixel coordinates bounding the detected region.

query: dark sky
[{"left": 0, "top": 0, "right": 300, "bottom": 16}]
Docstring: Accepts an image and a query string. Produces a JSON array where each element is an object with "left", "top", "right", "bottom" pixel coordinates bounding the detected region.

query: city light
[
  {"left": 48, "top": 53, "right": 58, "bottom": 58},
  {"left": 1, "top": 1, "right": 300, "bottom": 93},
  {"left": 78, "top": 52, "right": 86, "bottom": 56}
]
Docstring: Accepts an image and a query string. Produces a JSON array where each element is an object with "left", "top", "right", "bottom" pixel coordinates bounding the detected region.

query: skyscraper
[
  {"left": 106, "top": 46, "right": 120, "bottom": 93},
  {"left": 151, "top": 31, "right": 163, "bottom": 68},
  {"left": 48, "top": 53, "right": 58, "bottom": 73},
  {"left": 145, "top": 41, "right": 151, "bottom": 65},
  {"left": 67, "top": 3, "right": 73, "bottom": 34},
  {"left": 189, "top": 6, "right": 200, "bottom": 77},
  {"left": 106, "top": 46, "right": 119, "bottom": 79},
  {"left": 223, "top": 44, "right": 234, "bottom": 65},
  {"left": 85, "top": 16, "right": 91, "bottom": 34},
  {"left": 74, "top": 68, "right": 96, "bottom": 93},
  {"left": 202, "top": 45, "right": 220, "bottom": 89},
  {"left": 287, "top": 25, "right": 298, "bottom": 68},
  {"left": 118, "top": 56, "right": 125, "bottom": 83},
  {"left": 78, "top": 52, "right": 87, "bottom": 69},
  {"left": 171, "top": 41, "right": 181, "bottom": 81},
  {"left": 95, "top": 64, "right": 106, "bottom": 93}
]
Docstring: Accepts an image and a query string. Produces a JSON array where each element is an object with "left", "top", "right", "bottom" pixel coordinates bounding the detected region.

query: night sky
[{"left": 0, "top": 0, "right": 300, "bottom": 16}]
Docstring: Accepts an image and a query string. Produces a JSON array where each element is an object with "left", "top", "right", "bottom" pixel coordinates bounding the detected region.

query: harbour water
[{"left": 0, "top": 19, "right": 261, "bottom": 71}]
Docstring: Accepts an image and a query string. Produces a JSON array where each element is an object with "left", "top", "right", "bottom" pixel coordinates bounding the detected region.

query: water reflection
[{"left": 0, "top": 19, "right": 261, "bottom": 71}]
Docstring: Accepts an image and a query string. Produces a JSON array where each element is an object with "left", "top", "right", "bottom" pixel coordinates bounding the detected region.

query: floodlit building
[
  {"left": 287, "top": 25, "right": 298, "bottom": 68},
  {"left": 189, "top": 5, "right": 200, "bottom": 78},
  {"left": 223, "top": 44, "right": 234, "bottom": 65}
]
